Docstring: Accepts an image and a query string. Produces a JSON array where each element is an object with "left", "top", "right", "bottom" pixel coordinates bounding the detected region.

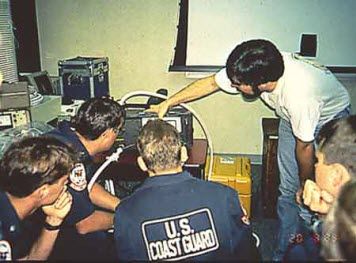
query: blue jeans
[{"left": 272, "top": 105, "right": 351, "bottom": 261}]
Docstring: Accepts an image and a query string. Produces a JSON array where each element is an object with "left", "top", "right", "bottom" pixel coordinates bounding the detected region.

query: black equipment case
[{"left": 58, "top": 57, "right": 109, "bottom": 100}]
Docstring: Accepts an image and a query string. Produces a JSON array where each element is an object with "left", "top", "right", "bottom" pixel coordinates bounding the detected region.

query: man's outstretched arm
[
  {"left": 76, "top": 210, "right": 114, "bottom": 235},
  {"left": 148, "top": 74, "right": 219, "bottom": 118},
  {"left": 89, "top": 182, "right": 120, "bottom": 212}
]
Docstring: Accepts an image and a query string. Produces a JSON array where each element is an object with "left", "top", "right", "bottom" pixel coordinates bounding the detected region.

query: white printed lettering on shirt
[{"left": 142, "top": 208, "right": 219, "bottom": 261}]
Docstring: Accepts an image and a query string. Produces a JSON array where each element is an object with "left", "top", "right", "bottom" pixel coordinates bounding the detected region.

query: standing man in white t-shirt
[{"left": 148, "top": 39, "right": 351, "bottom": 260}]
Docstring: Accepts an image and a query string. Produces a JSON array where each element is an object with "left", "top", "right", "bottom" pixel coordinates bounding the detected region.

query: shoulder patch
[
  {"left": 0, "top": 240, "right": 12, "bottom": 261},
  {"left": 69, "top": 163, "right": 87, "bottom": 191}
]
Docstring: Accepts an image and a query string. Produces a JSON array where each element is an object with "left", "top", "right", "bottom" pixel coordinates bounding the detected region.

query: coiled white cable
[{"left": 118, "top": 91, "right": 214, "bottom": 181}]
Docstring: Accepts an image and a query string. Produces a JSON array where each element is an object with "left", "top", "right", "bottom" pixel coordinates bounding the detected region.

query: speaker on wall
[{"left": 299, "top": 34, "right": 317, "bottom": 57}]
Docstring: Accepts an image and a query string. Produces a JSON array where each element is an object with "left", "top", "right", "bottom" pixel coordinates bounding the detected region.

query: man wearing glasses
[
  {"left": 148, "top": 39, "right": 350, "bottom": 260},
  {"left": 46, "top": 97, "right": 125, "bottom": 260}
]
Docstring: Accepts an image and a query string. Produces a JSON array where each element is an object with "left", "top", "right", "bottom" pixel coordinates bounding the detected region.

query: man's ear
[
  {"left": 331, "top": 163, "right": 351, "bottom": 188},
  {"left": 100, "top": 129, "right": 111, "bottom": 139},
  {"left": 96, "top": 129, "right": 114, "bottom": 145},
  {"left": 137, "top": 156, "right": 148, "bottom": 172},
  {"left": 180, "top": 146, "right": 188, "bottom": 164}
]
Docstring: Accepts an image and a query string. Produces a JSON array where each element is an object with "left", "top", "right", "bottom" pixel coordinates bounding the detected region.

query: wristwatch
[
  {"left": 43, "top": 222, "right": 61, "bottom": 231},
  {"left": 311, "top": 214, "right": 322, "bottom": 234}
]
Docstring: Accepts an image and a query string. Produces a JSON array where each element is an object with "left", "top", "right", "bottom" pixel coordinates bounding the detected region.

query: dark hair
[
  {"left": 316, "top": 115, "right": 356, "bottom": 177},
  {"left": 137, "top": 119, "right": 181, "bottom": 173},
  {"left": 70, "top": 97, "right": 125, "bottom": 140},
  {"left": 0, "top": 136, "right": 77, "bottom": 197},
  {"left": 226, "top": 39, "right": 284, "bottom": 88}
]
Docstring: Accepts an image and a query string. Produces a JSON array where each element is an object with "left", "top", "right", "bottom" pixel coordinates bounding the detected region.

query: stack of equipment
[
  {"left": 0, "top": 82, "right": 31, "bottom": 130},
  {"left": 123, "top": 104, "right": 194, "bottom": 150}
]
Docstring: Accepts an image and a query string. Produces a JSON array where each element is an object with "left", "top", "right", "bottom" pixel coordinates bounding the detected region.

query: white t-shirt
[{"left": 215, "top": 52, "right": 350, "bottom": 142}]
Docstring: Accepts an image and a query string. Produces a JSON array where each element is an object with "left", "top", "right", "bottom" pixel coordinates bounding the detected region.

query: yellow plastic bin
[{"left": 206, "top": 155, "right": 252, "bottom": 217}]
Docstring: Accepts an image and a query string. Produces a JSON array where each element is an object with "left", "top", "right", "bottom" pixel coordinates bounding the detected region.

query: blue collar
[
  {"left": 55, "top": 121, "right": 92, "bottom": 162},
  {"left": 137, "top": 171, "right": 193, "bottom": 192}
]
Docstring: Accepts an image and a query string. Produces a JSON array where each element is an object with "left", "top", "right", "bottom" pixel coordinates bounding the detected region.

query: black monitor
[{"left": 20, "top": 71, "right": 54, "bottom": 95}]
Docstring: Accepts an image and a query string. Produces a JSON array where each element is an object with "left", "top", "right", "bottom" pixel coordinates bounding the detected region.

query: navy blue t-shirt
[
  {"left": 0, "top": 191, "right": 21, "bottom": 259},
  {"left": 114, "top": 171, "right": 260, "bottom": 261},
  {"left": 0, "top": 191, "right": 41, "bottom": 259},
  {"left": 46, "top": 120, "right": 95, "bottom": 225},
  {"left": 45, "top": 121, "right": 112, "bottom": 260}
]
